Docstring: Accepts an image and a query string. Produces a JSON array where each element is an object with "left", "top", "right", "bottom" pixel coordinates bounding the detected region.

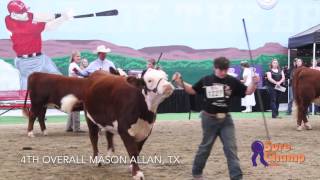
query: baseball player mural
[{"left": 5, "top": 0, "right": 73, "bottom": 89}]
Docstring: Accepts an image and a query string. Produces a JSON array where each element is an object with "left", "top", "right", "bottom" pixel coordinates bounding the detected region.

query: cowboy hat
[{"left": 94, "top": 45, "right": 111, "bottom": 53}]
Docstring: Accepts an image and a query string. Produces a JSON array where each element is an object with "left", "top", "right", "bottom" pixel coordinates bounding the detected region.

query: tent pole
[
  {"left": 288, "top": 49, "right": 290, "bottom": 107},
  {"left": 312, "top": 43, "right": 316, "bottom": 115},
  {"left": 313, "top": 43, "right": 316, "bottom": 68}
]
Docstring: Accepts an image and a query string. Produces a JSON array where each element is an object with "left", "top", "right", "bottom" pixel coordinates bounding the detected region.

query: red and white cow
[
  {"left": 293, "top": 67, "right": 320, "bottom": 131},
  {"left": 61, "top": 68, "right": 174, "bottom": 180},
  {"left": 23, "top": 70, "right": 111, "bottom": 137}
]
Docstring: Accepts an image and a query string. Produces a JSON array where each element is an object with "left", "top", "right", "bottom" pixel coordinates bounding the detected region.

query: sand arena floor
[{"left": 0, "top": 116, "right": 320, "bottom": 180}]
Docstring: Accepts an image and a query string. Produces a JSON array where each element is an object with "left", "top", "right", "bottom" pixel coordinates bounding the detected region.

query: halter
[{"left": 144, "top": 78, "right": 164, "bottom": 94}]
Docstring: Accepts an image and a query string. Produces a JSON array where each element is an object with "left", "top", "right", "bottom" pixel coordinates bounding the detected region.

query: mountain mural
[{"left": 0, "top": 39, "right": 287, "bottom": 60}]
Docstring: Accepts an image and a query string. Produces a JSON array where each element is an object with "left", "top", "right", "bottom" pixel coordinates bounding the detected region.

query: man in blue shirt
[{"left": 75, "top": 45, "right": 116, "bottom": 77}]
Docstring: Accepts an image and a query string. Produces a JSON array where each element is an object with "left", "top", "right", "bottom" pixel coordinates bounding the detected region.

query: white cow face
[{"left": 143, "top": 69, "right": 174, "bottom": 97}]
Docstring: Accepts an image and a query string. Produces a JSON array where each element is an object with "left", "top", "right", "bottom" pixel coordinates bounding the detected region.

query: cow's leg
[
  {"left": 301, "top": 101, "right": 312, "bottom": 130},
  {"left": 27, "top": 104, "right": 42, "bottom": 137},
  {"left": 297, "top": 100, "right": 312, "bottom": 131},
  {"left": 38, "top": 107, "right": 48, "bottom": 136},
  {"left": 27, "top": 114, "right": 37, "bottom": 137},
  {"left": 127, "top": 139, "right": 148, "bottom": 174},
  {"left": 137, "top": 139, "right": 147, "bottom": 153},
  {"left": 106, "top": 131, "right": 115, "bottom": 156},
  {"left": 119, "top": 131, "right": 144, "bottom": 180},
  {"left": 87, "top": 118, "right": 100, "bottom": 166}
]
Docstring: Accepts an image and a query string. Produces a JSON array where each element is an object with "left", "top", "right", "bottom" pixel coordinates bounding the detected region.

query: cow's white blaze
[
  {"left": 142, "top": 69, "right": 174, "bottom": 112},
  {"left": 128, "top": 118, "right": 153, "bottom": 142}
]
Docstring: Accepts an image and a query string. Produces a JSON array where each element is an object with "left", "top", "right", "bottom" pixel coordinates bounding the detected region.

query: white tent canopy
[{"left": 0, "top": 59, "right": 21, "bottom": 90}]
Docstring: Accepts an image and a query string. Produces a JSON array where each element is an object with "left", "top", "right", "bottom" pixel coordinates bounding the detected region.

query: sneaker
[
  {"left": 66, "top": 128, "right": 73, "bottom": 132},
  {"left": 296, "top": 125, "right": 303, "bottom": 131},
  {"left": 74, "top": 130, "right": 86, "bottom": 133},
  {"left": 304, "top": 122, "right": 312, "bottom": 130},
  {"left": 286, "top": 112, "right": 292, "bottom": 115}
]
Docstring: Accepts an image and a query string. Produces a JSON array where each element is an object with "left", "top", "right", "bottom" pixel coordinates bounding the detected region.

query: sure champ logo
[{"left": 251, "top": 140, "right": 305, "bottom": 167}]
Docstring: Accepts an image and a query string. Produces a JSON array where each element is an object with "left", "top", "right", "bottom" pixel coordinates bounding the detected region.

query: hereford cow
[
  {"left": 61, "top": 68, "right": 174, "bottom": 180},
  {"left": 23, "top": 70, "right": 114, "bottom": 137},
  {"left": 293, "top": 67, "right": 320, "bottom": 131}
]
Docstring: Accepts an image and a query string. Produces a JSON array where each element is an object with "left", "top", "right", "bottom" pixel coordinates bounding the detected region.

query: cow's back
[
  {"left": 28, "top": 72, "right": 88, "bottom": 106},
  {"left": 84, "top": 74, "right": 149, "bottom": 126}
]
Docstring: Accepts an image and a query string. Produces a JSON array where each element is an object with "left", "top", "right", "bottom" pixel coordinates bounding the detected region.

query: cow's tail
[
  {"left": 292, "top": 67, "right": 305, "bottom": 119},
  {"left": 292, "top": 67, "right": 305, "bottom": 101},
  {"left": 61, "top": 94, "right": 80, "bottom": 113},
  {"left": 22, "top": 89, "right": 30, "bottom": 119}
]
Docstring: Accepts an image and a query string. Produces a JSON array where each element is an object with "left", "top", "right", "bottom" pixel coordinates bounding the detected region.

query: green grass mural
[{"left": 2, "top": 53, "right": 288, "bottom": 84}]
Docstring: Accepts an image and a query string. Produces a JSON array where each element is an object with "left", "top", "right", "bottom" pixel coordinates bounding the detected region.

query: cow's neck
[{"left": 143, "top": 91, "right": 164, "bottom": 113}]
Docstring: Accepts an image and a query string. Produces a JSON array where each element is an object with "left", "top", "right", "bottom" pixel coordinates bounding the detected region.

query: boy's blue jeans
[{"left": 192, "top": 111, "right": 242, "bottom": 180}]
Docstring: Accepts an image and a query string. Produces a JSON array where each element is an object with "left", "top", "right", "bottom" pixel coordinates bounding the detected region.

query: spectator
[
  {"left": 286, "top": 58, "right": 303, "bottom": 115},
  {"left": 80, "top": 58, "right": 89, "bottom": 70},
  {"left": 240, "top": 61, "right": 256, "bottom": 112},
  {"left": 75, "top": 45, "right": 116, "bottom": 77},
  {"left": 66, "top": 50, "right": 85, "bottom": 133},
  {"left": 140, "top": 58, "right": 161, "bottom": 78},
  {"left": 266, "top": 58, "right": 285, "bottom": 118}
]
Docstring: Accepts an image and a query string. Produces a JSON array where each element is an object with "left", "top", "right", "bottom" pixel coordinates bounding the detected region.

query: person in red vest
[{"left": 5, "top": 0, "right": 72, "bottom": 89}]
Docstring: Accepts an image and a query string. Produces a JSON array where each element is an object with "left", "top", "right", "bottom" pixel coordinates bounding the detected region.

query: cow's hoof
[
  {"left": 106, "top": 148, "right": 113, "bottom": 157},
  {"left": 304, "top": 123, "right": 312, "bottom": 130},
  {"left": 132, "top": 171, "right": 144, "bottom": 180},
  {"left": 296, "top": 125, "right": 303, "bottom": 131},
  {"left": 27, "top": 131, "right": 35, "bottom": 137},
  {"left": 42, "top": 130, "right": 48, "bottom": 136},
  {"left": 128, "top": 164, "right": 133, "bottom": 173}
]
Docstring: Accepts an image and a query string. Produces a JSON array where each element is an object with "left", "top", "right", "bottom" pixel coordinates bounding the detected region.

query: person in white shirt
[
  {"left": 75, "top": 45, "right": 116, "bottom": 77},
  {"left": 240, "top": 61, "right": 256, "bottom": 113},
  {"left": 66, "top": 50, "right": 84, "bottom": 133}
]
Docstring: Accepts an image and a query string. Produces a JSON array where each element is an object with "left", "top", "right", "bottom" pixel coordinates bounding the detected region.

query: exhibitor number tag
[{"left": 206, "top": 85, "right": 224, "bottom": 98}]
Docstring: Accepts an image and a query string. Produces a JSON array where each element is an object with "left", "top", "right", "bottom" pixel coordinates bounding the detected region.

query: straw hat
[{"left": 94, "top": 45, "right": 111, "bottom": 53}]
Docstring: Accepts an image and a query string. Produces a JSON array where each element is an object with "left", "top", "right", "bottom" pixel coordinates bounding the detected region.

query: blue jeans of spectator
[
  {"left": 267, "top": 86, "right": 281, "bottom": 118},
  {"left": 287, "top": 86, "right": 293, "bottom": 114},
  {"left": 192, "top": 111, "right": 242, "bottom": 180}
]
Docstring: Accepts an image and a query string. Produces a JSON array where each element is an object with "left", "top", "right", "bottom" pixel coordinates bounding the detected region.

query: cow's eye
[{"left": 148, "top": 80, "right": 152, "bottom": 83}]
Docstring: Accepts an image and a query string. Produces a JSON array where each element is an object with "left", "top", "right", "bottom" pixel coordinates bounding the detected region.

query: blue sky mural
[{"left": 1, "top": 0, "right": 320, "bottom": 49}]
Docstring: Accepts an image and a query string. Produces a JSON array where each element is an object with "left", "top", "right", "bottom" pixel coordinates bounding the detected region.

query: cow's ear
[
  {"left": 127, "top": 76, "right": 137, "bottom": 84},
  {"left": 126, "top": 76, "right": 145, "bottom": 89},
  {"left": 109, "top": 67, "right": 119, "bottom": 75}
]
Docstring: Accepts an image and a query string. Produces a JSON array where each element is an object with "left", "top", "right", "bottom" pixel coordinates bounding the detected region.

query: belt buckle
[{"left": 216, "top": 113, "right": 226, "bottom": 120}]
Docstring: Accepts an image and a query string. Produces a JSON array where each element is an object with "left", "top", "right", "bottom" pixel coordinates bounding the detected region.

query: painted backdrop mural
[{"left": 1, "top": 0, "right": 319, "bottom": 86}]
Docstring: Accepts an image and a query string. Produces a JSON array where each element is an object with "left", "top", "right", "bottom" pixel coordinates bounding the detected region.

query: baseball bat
[{"left": 73, "top": 9, "right": 118, "bottom": 18}]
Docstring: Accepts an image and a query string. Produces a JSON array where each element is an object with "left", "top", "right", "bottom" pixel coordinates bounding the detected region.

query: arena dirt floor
[{"left": 1, "top": 115, "right": 320, "bottom": 180}]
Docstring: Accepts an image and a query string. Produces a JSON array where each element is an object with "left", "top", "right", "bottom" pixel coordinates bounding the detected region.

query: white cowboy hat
[{"left": 94, "top": 45, "right": 111, "bottom": 53}]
